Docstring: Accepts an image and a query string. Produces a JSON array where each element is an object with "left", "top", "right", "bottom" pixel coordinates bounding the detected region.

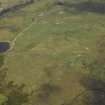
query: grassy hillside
[{"left": 0, "top": 0, "right": 105, "bottom": 105}]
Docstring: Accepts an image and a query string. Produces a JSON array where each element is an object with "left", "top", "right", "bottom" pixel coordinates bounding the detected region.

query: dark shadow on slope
[
  {"left": 56, "top": 1, "right": 105, "bottom": 14},
  {"left": 31, "top": 83, "right": 61, "bottom": 105},
  {"left": 66, "top": 76, "right": 105, "bottom": 105},
  {"left": 80, "top": 76, "right": 105, "bottom": 105},
  {"left": 62, "top": 75, "right": 105, "bottom": 105}
]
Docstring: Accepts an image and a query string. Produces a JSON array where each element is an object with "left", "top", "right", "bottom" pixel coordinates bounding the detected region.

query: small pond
[{"left": 0, "top": 42, "right": 10, "bottom": 53}]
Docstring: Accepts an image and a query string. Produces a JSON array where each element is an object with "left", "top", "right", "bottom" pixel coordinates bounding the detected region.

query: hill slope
[{"left": 0, "top": 0, "right": 105, "bottom": 105}]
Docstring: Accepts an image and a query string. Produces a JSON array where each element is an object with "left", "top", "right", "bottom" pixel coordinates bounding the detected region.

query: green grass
[
  {"left": 0, "top": 0, "right": 105, "bottom": 104},
  {"left": 0, "top": 0, "right": 103, "bottom": 88}
]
